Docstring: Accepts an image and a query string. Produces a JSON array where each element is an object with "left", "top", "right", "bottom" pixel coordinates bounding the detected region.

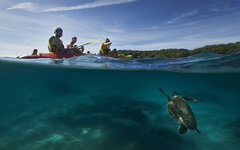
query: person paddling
[
  {"left": 99, "top": 38, "right": 112, "bottom": 56},
  {"left": 48, "top": 27, "right": 81, "bottom": 54},
  {"left": 67, "top": 37, "right": 84, "bottom": 53},
  {"left": 67, "top": 37, "right": 84, "bottom": 52}
]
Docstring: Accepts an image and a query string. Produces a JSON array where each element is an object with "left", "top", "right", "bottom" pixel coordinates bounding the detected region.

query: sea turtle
[{"left": 158, "top": 87, "right": 200, "bottom": 134}]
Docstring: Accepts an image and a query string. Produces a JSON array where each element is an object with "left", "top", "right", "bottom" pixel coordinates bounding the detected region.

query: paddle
[
  {"left": 76, "top": 39, "right": 103, "bottom": 52},
  {"left": 79, "top": 39, "right": 103, "bottom": 47}
]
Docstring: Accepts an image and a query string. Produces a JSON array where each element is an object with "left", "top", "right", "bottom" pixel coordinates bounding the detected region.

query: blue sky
[{"left": 0, "top": 0, "right": 240, "bottom": 57}]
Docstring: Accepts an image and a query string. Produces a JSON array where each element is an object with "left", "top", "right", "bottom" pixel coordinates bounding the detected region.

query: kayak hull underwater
[{"left": 18, "top": 53, "right": 84, "bottom": 59}]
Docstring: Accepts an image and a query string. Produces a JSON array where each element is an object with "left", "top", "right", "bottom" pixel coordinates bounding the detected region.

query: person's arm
[
  {"left": 67, "top": 43, "right": 71, "bottom": 49},
  {"left": 55, "top": 39, "right": 64, "bottom": 52},
  {"left": 103, "top": 42, "right": 112, "bottom": 51},
  {"left": 103, "top": 42, "right": 112, "bottom": 46},
  {"left": 56, "top": 43, "right": 64, "bottom": 51},
  {"left": 49, "top": 37, "right": 57, "bottom": 52}
]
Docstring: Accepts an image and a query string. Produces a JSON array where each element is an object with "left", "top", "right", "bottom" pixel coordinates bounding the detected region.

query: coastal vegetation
[{"left": 117, "top": 41, "right": 240, "bottom": 58}]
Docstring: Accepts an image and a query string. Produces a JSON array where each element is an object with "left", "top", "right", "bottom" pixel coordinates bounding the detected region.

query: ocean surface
[{"left": 0, "top": 51, "right": 239, "bottom": 150}]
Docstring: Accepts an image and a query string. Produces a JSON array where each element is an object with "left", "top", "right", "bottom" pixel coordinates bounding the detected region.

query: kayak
[
  {"left": 117, "top": 54, "right": 133, "bottom": 58},
  {"left": 98, "top": 54, "right": 133, "bottom": 59},
  {"left": 18, "top": 52, "right": 84, "bottom": 59},
  {"left": 18, "top": 52, "right": 132, "bottom": 59}
]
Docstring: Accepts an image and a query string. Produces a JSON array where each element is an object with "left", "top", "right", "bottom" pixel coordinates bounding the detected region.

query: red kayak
[{"left": 18, "top": 52, "right": 84, "bottom": 59}]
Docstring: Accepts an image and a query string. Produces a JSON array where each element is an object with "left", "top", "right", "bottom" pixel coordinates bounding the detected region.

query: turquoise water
[{"left": 0, "top": 51, "right": 240, "bottom": 150}]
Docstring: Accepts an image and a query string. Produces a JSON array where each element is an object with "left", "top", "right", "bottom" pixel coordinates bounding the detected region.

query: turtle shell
[{"left": 167, "top": 95, "right": 197, "bottom": 130}]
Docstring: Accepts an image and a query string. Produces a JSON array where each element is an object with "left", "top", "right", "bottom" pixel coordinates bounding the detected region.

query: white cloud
[
  {"left": 209, "top": 8, "right": 220, "bottom": 12},
  {"left": 43, "top": 0, "right": 136, "bottom": 12},
  {"left": 7, "top": 0, "right": 137, "bottom": 13},
  {"left": 165, "top": 9, "right": 198, "bottom": 24},
  {"left": 0, "top": 10, "right": 49, "bottom": 26},
  {"left": 209, "top": 5, "right": 239, "bottom": 13},
  {"left": 7, "top": 2, "right": 36, "bottom": 12}
]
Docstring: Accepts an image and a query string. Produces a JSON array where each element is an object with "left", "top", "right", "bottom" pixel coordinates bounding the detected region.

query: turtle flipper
[
  {"left": 178, "top": 125, "right": 187, "bottom": 134},
  {"left": 158, "top": 87, "right": 170, "bottom": 101},
  {"left": 182, "top": 96, "right": 201, "bottom": 102},
  {"left": 196, "top": 128, "right": 200, "bottom": 133}
]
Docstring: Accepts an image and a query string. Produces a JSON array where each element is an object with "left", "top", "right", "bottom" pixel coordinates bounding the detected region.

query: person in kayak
[
  {"left": 32, "top": 49, "right": 38, "bottom": 55},
  {"left": 109, "top": 48, "right": 118, "bottom": 57},
  {"left": 99, "top": 38, "right": 112, "bottom": 56},
  {"left": 67, "top": 37, "right": 84, "bottom": 53},
  {"left": 48, "top": 27, "right": 81, "bottom": 54}
]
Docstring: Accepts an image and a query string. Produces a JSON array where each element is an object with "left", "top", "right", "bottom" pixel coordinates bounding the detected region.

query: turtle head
[{"left": 172, "top": 91, "right": 178, "bottom": 96}]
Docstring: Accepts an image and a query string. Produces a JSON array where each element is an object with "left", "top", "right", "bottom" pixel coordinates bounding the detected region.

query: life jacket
[
  {"left": 99, "top": 43, "right": 109, "bottom": 55},
  {"left": 48, "top": 36, "right": 63, "bottom": 52}
]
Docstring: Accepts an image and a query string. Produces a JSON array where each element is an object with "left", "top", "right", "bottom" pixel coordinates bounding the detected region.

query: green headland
[{"left": 117, "top": 41, "right": 240, "bottom": 58}]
